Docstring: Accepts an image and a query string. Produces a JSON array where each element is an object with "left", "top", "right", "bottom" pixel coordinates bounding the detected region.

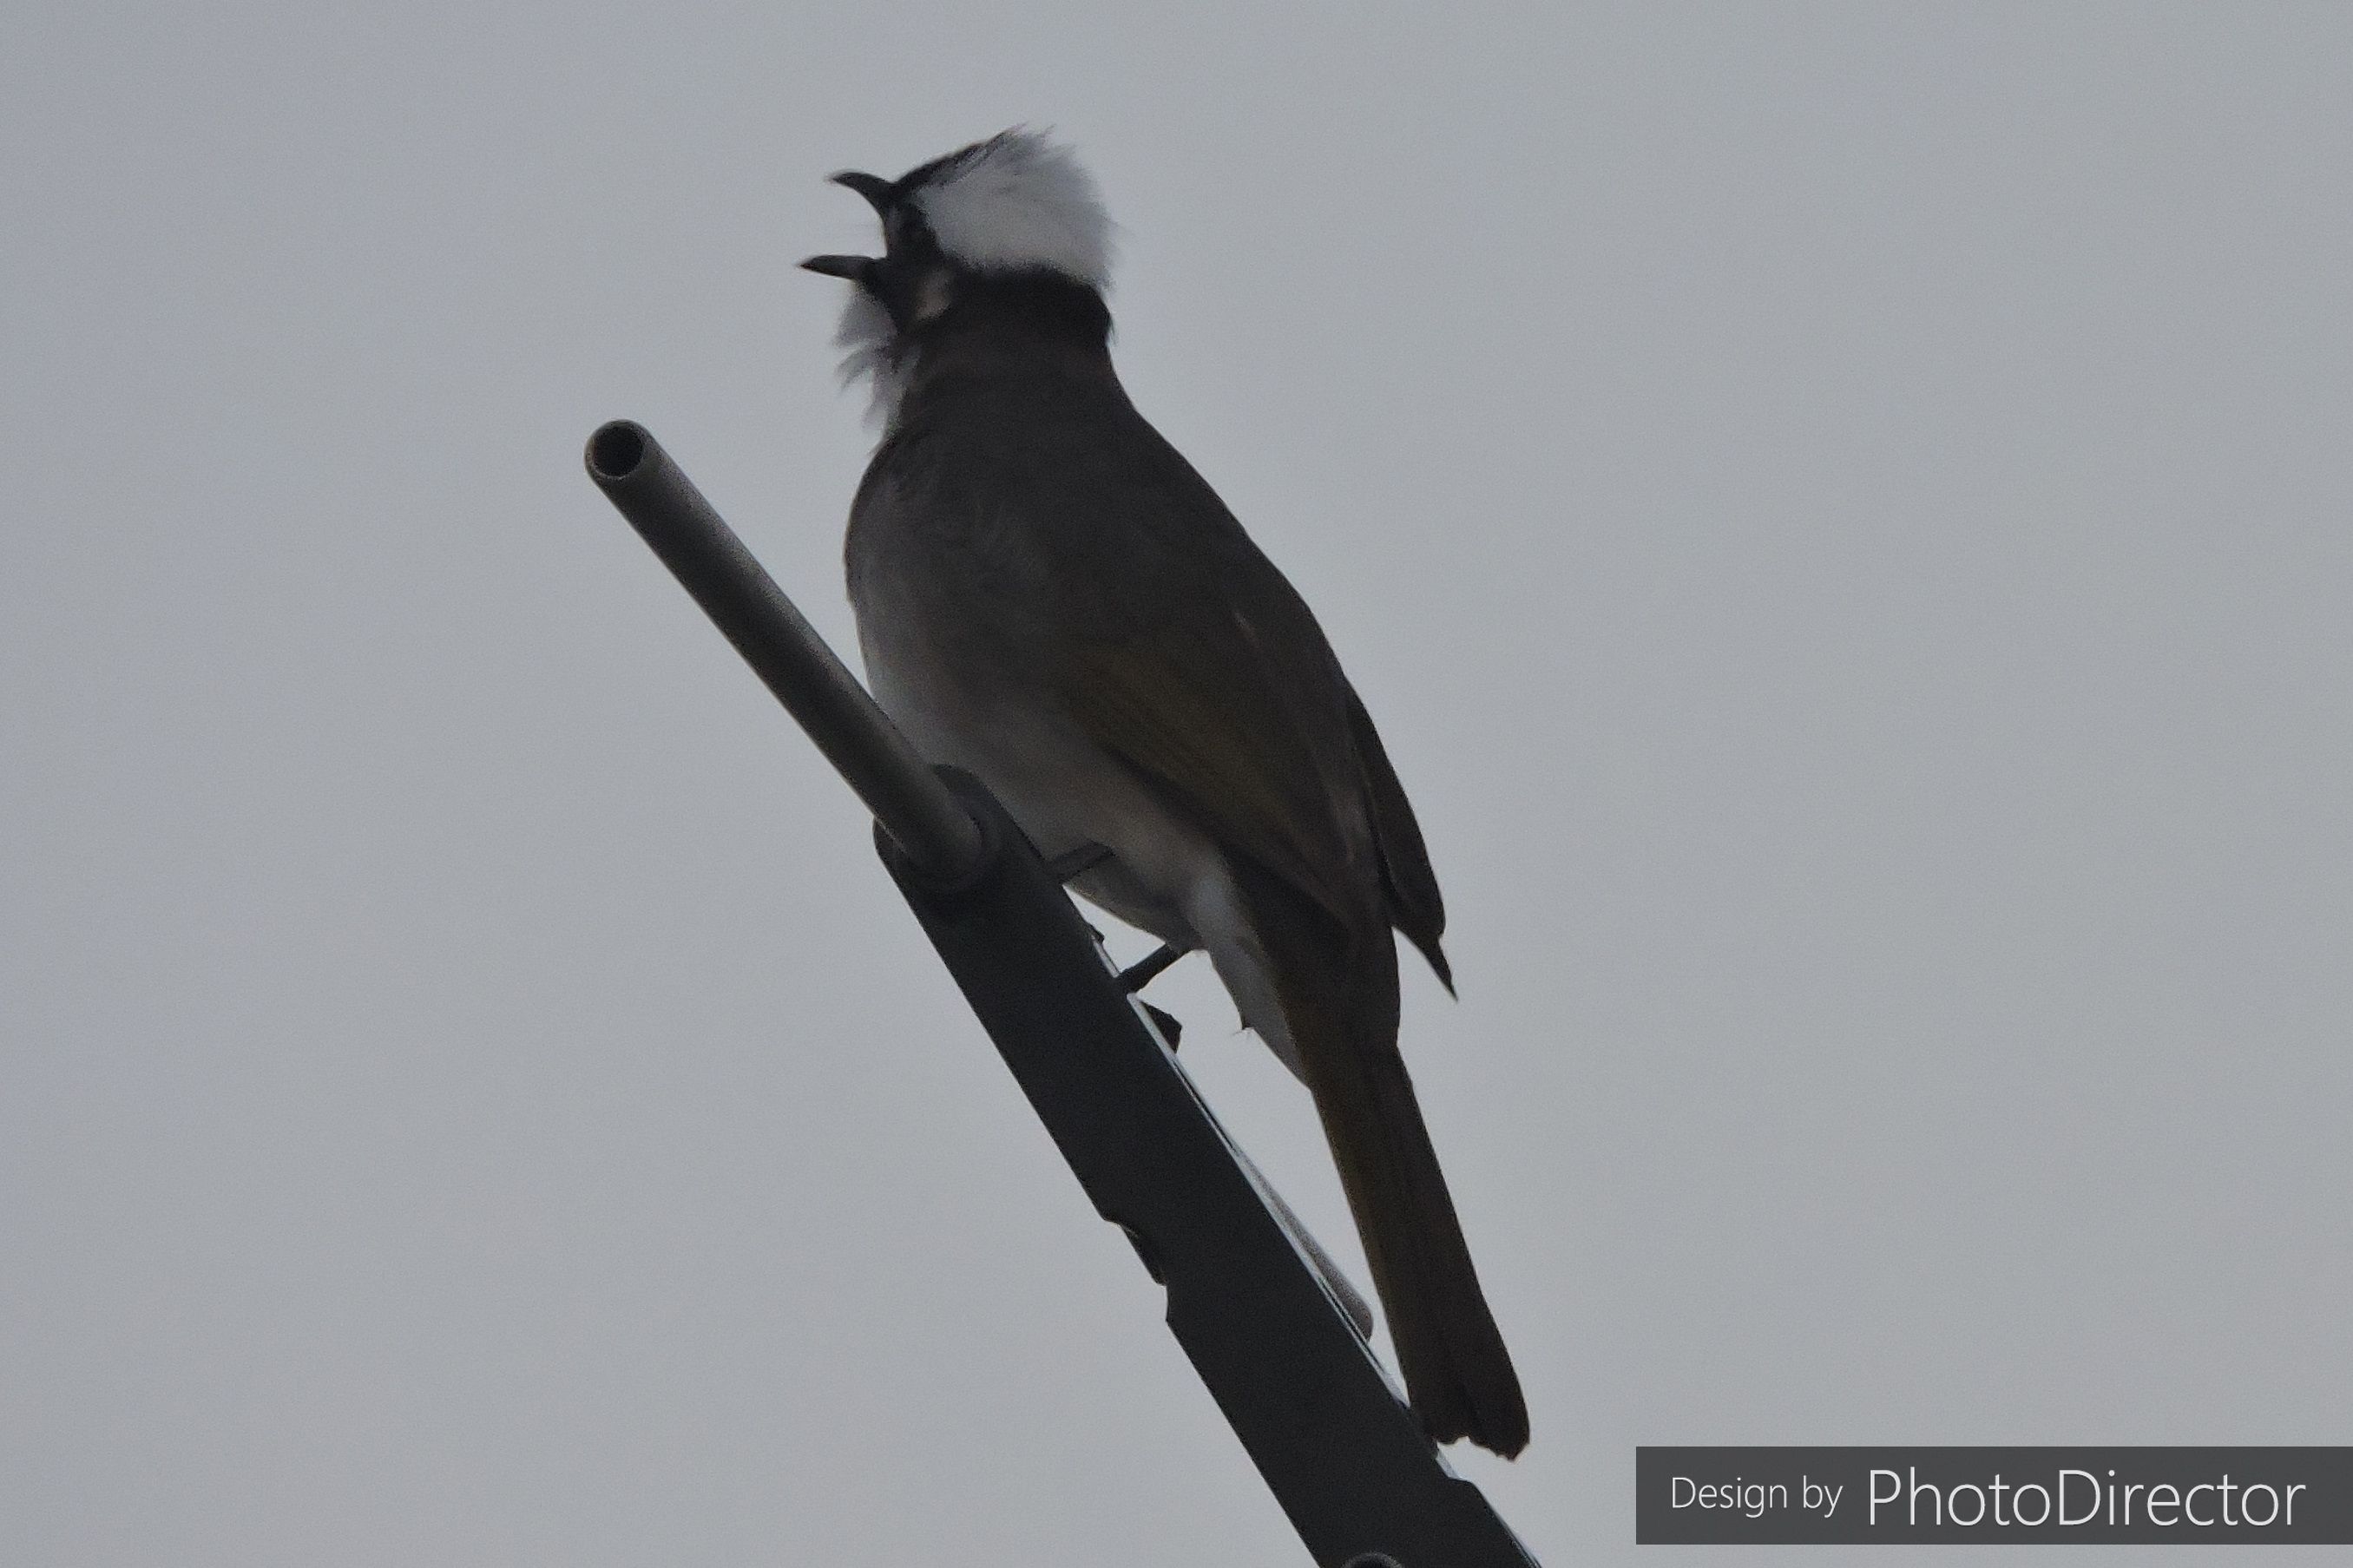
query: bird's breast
[{"left": 848, "top": 515, "right": 1213, "bottom": 956}]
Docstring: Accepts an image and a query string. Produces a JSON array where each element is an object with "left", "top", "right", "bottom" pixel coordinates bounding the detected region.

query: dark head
[{"left": 801, "top": 130, "right": 1115, "bottom": 426}]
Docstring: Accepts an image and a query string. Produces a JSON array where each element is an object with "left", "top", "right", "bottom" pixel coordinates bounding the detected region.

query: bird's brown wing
[
  {"left": 1344, "top": 686, "right": 1452, "bottom": 991},
  {"left": 1015, "top": 402, "right": 1448, "bottom": 977},
  {"left": 1054, "top": 594, "right": 1379, "bottom": 931}
]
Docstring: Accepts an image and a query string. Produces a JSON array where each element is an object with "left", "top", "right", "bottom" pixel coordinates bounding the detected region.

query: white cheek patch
[
  {"left": 910, "top": 129, "right": 1114, "bottom": 288},
  {"left": 833, "top": 288, "right": 908, "bottom": 430}
]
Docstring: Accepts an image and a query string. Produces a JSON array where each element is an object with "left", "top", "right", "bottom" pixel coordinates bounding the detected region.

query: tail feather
[{"left": 1232, "top": 859, "right": 1529, "bottom": 1457}]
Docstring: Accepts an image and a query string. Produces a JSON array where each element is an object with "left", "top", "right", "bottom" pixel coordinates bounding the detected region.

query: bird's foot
[
  {"left": 1116, "top": 942, "right": 1184, "bottom": 994},
  {"left": 1138, "top": 1001, "right": 1183, "bottom": 1048}
]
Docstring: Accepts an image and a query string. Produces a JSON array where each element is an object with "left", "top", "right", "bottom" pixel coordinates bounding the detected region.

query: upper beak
[
  {"left": 829, "top": 169, "right": 896, "bottom": 214},
  {"left": 799, "top": 253, "right": 877, "bottom": 283}
]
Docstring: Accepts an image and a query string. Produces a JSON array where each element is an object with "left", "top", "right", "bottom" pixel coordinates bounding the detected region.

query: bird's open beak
[
  {"left": 803, "top": 169, "right": 895, "bottom": 283},
  {"left": 799, "top": 253, "right": 877, "bottom": 283}
]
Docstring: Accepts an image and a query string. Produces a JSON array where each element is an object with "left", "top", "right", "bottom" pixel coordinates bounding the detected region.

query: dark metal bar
[
  {"left": 583, "top": 419, "right": 983, "bottom": 881},
  {"left": 584, "top": 424, "right": 1540, "bottom": 1567},
  {"left": 882, "top": 776, "right": 1540, "bottom": 1568}
]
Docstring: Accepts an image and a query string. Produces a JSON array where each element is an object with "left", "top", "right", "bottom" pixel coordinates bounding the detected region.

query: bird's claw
[{"left": 1139, "top": 1001, "right": 1183, "bottom": 1048}]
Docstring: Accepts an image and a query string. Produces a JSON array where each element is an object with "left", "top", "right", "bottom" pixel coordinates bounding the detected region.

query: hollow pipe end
[{"left": 586, "top": 421, "right": 652, "bottom": 484}]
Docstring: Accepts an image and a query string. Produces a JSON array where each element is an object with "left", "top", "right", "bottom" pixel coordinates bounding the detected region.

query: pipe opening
[{"left": 587, "top": 421, "right": 648, "bottom": 482}]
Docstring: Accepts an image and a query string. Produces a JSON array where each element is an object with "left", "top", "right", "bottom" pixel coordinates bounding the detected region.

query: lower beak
[{"left": 800, "top": 254, "right": 877, "bottom": 283}]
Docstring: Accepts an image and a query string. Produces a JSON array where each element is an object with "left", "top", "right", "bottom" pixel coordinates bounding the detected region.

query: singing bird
[{"left": 803, "top": 130, "right": 1528, "bottom": 1456}]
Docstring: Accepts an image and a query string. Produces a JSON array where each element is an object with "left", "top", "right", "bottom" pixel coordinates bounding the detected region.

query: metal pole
[{"left": 583, "top": 419, "right": 983, "bottom": 882}]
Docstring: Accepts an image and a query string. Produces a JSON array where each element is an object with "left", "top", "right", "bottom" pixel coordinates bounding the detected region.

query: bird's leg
[
  {"left": 1116, "top": 942, "right": 1185, "bottom": 993},
  {"left": 1042, "top": 842, "right": 1184, "bottom": 1042},
  {"left": 1043, "top": 841, "right": 1113, "bottom": 882}
]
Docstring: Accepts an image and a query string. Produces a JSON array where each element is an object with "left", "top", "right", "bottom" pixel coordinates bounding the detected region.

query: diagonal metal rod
[{"left": 583, "top": 419, "right": 983, "bottom": 882}]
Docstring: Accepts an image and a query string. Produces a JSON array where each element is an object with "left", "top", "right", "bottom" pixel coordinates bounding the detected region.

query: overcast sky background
[{"left": 6, "top": 4, "right": 2350, "bottom": 1565}]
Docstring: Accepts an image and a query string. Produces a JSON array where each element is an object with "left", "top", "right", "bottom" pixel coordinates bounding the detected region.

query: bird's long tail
[{"left": 1232, "top": 859, "right": 1529, "bottom": 1457}]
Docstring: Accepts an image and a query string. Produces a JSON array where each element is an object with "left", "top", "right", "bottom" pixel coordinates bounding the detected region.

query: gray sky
[{"left": 5, "top": 4, "right": 2349, "bottom": 1565}]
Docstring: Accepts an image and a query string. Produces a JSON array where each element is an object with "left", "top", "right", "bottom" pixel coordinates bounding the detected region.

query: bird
[{"left": 802, "top": 129, "right": 1528, "bottom": 1457}]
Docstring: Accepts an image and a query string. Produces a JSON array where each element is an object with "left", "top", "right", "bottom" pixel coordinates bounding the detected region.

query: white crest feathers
[
  {"left": 910, "top": 130, "right": 1114, "bottom": 288},
  {"left": 831, "top": 130, "right": 1115, "bottom": 427}
]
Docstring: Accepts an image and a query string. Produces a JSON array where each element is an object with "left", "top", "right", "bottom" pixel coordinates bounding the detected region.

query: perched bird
[{"left": 803, "top": 130, "right": 1528, "bottom": 1457}]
